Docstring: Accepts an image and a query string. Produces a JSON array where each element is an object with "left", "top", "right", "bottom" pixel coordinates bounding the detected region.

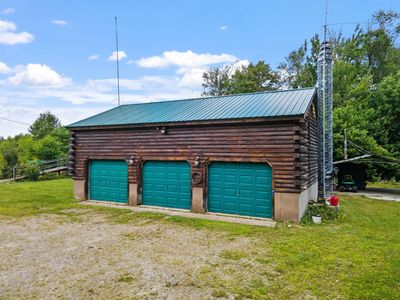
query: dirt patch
[{"left": 0, "top": 212, "right": 276, "bottom": 299}]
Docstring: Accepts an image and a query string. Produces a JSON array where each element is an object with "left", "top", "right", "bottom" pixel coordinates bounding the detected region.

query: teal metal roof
[{"left": 68, "top": 88, "right": 316, "bottom": 128}]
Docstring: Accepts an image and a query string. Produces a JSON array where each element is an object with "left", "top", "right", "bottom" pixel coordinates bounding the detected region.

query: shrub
[
  {"left": 26, "top": 164, "right": 40, "bottom": 181},
  {"left": 301, "top": 202, "right": 344, "bottom": 224}
]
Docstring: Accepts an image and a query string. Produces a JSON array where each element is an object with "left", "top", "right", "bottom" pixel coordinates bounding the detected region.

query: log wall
[
  {"left": 304, "top": 102, "right": 319, "bottom": 187},
  {"left": 70, "top": 115, "right": 318, "bottom": 194}
]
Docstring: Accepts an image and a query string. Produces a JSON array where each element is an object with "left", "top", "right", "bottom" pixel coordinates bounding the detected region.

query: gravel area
[{"left": 0, "top": 211, "right": 270, "bottom": 299}]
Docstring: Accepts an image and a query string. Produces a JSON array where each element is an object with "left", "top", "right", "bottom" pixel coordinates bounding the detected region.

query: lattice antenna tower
[{"left": 317, "top": 0, "right": 333, "bottom": 199}]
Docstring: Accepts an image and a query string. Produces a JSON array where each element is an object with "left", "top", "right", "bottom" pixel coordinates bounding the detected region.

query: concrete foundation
[
  {"left": 299, "top": 181, "right": 318, "bottom": 218},
  {"left": 73, "top": 180, "right": 86, "bottom": 201},
  {"left": 274, "top": 181, "right": 318, "bottom": 223},
  {"left": 128, "top": 183, "right": 139, "bottom": 206},
  {"left": 74, "top": 178, "right": 317, "bottom": 222},
  {"left": 192, "top": 187, "right": 205, "bottom": 213}
]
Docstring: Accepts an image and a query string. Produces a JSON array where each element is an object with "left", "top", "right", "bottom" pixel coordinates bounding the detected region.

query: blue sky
[{"left": 1, "top": 0, "right": 399, "bottom": 137}]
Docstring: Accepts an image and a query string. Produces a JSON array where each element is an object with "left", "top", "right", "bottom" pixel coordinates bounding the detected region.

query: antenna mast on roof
[{"left": 115, "top": 16, "right": 121, "bottom": 106}]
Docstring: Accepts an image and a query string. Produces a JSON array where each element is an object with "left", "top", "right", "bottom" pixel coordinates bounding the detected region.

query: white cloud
[
  {"left": 137, "top": 50, "right": 237, "bottom": 68},
  {"left": 88, "top": 54, "right": 100, "bottom": 60},
  {"left": 108, "top": 51, "right": 127, "bottom": 61},
  {"left": 230, "top": 59, "right": 250, "bottom": 72},
  {"left": 0, "top": 50, "right": 247, "bottom": 137},
  {"left": 176, "top": 67, "right": 206, "bottom": 88},
  {"left": 2, "top": 8, "right": 15, "bottom": 15},
  {"left": 0, "top": 61, "right": 11, "bottom": 73},
  {"left": 51, "top": 19, "right": 68, "bottom": 26},
  {"left": 0, "top": 19, "right": 34, "bottom": 45},
  {"left": 136, "top": 50, "right": 244, "bottom": 88},
  {"left": 0, "top": 19, "right": 15, "bottom": 31},
  {"left": 89, "top": 76, "right": 175, "bottom": 93},
  {"left": 0, "top": 72, "right": 200, "bottom": 107},
  {"left": 0, "top": 81, "right": 196, "bottom": 136},
  {"left": 0, "top": 70, "right": 204, "bottom": 136},
  {"left": 175, "top": 60, "right": 248, "bottom": 89},
  {"left": 0, "top": 31, "right": 33, "bottom": 45},
  {"left": 127, "top": 59, "right": 134, "bottom": 64},
  {"left": 0, "top": 104, "right": 109, "bottom": 138},
  {"left": 219, "top": 25, "right": 228, "bottom": 31},
  {"left": 8, "top": 64, "right": 71, "bottom": 86},
  {"left": 1, "top": 50, "right": 244, "bottom": 105}
]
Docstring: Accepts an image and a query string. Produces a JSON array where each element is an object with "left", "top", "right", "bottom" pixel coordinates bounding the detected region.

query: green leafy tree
[
  {"left": 333, "top": 103, "right": 388, "bottom": 160},
  {"left": 17, "top": 135, "right": 34, "bottom": 164},
  {"left": 372, "top": 70, "right": 400, "bottom": 155},
  {"left": 367, "top": 10, "right": 400, "bottom": 82},
  {"left": 278, "top": 35, "right": 320, "bottom": 88},
  {"left": 0, "top": 112, "right": 69, "bottom": 179},
  {"left": 201, "top": 11, "right": 399, "bottom": 172},
  {"left": 49, "top": 127, "right": 70, "bottom": 157},
  {"left": 1, "top": 141, "right": 18, "bottom": 167},
  {"left": 33, "top": 135, "right": 64, "bottom": 161},
  {"left": 0, "top": 153, "right": 5, "bottom": 178},
  {"left": 0, "top": 140, "right": 18, "bottom": 178},
  {"left": 202, "top": 66, "right": 231, "bottom": 96},
  {"left": 29, "top": 112, "right": 61, "bottom": 140},
  {"left": 277, "top": 9, "right": 400, "bottom": 180},
  {"left": 202, "top": 61, "right": 279, "bottom": 96},
  {"left": 229, "top": 61, "right": 280, "bottom": 93}
]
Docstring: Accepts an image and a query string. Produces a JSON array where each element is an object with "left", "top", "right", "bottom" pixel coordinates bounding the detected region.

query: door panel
[
  {"left": 89, "top": 160, "right": 128, "bottom": 203},
  {"left": 208, "top": 162, "right": 272, "bottom": 218},
  {"left": 142, "top": 161, "right": 191, "bottom": 209}
]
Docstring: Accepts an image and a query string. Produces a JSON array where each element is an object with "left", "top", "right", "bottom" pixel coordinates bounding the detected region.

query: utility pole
[{"left": 344, "top": 129, "right": 348, "bottom": 160}]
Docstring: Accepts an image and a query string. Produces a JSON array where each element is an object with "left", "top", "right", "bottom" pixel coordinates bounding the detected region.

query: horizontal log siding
[
  {"left": 72, "top": 120, "right": 305, "bottom": 193},
  {"left": 303, "top": 102, "right": 318, "bottom": 188}
]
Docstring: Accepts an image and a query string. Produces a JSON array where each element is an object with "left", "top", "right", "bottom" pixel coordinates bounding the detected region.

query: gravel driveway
[
  {"left": 355, "top": 188, "right": 400, "bottom": 202},
  {"left": 0, "top": 211, "right": 272, "bottom": 299}
]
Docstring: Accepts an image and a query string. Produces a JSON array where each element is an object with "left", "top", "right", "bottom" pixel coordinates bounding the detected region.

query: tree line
[
  {"left": 202, "top": 10, "right": 400, "bottom": 181},
  {"left": 0, "top": 112, "right": 69, "bottom": 179}
]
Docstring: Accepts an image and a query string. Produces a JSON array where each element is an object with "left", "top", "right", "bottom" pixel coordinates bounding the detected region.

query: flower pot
[{"left": 312, "top": 215, "right": 321, "bottom": 224}]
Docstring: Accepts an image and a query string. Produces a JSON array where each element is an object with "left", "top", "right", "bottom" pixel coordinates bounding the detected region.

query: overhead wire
[
  {"left": 347, "top": 139, "right": 372, "bottom": 155},
  {"left": 0, "top": 116, "right": 31, "bottom": 126},
  {"left": 359, "top": 160, "right": 399, "bottom": 165},
  {"left": 346, "top": 138, "right": 400, "bottom": 163}
]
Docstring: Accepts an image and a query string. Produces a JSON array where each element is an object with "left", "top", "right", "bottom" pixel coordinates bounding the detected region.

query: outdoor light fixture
[
  {"left": 194, "top": 156, "right": 200, "bottom": 167},
  {"left": 160, "top": 127, "right": 166, "bottom": 134},
  {"left": 128, "top": 155, "right": 135, "bottom": 165}
]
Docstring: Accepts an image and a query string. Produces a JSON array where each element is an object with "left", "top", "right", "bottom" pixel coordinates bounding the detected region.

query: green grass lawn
[
  {"left": 367, "top": 180, "right": 400, "bottom": 189},
  {"left": 1, "top": 178, "right": 399, "bottom": 299}
]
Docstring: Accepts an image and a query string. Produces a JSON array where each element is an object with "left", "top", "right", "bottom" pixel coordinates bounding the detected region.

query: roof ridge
[{"left": 120, "top": 87, "right": 316, "bottom": 107}]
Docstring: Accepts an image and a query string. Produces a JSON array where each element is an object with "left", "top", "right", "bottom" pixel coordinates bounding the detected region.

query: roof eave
[
  {"left": 302, "top": 88, "right": 317, "bottom": 117},
  {"left": 67, "top": 114, "right": 305, "bottom": 131}
]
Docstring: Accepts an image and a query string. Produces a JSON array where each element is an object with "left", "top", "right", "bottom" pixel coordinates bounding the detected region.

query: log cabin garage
[{"left": 67, "top": 88, "right": 318, "bottom": 222}]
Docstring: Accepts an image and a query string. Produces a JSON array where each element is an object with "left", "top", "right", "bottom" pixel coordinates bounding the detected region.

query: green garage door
[
  {"left": 208, "top": 162, "right": 272, "bottom": 218},
  {"left": 142, "top": 161, "right": 191, "bottom": 209},
  {"left": 89, "top": 160, "right": 128, "bottom": 203}
]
